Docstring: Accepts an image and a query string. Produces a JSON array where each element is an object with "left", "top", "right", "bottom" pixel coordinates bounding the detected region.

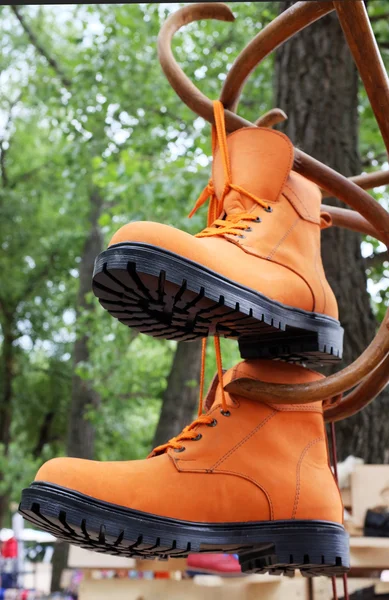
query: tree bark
[
  {"left": 67, "top": 189, "right": 103, "bottom": 459},
  {"left": 275, "top": 2, "right": 389, "bottom": 463},
  {"left": 33, "top": 410, "right": 56, "bottom": 459},
  {"left": 152, "top": 340, "right": 202, "bottom": 449},
  {"left": 0, "top": 313, "right": 16, "bottom": 526},
  {"left": 50, "top": 189, "right": 104, "bottom": 591},
  {"left": 50, "top": 541, "right": 69, "bottom": 593},
  {"left": 0, "top": 317, "right": 15, "bottom": 452}
]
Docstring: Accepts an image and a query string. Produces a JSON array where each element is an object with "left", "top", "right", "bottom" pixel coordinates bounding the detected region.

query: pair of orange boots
[{"left": 20, "top": 102, "right": 349, "bottom": 577}]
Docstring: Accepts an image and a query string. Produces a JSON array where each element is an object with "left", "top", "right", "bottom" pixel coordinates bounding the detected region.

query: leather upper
[
  {"left": 35, "top": 360, "right": 343, "bottom": 525},
  {"left": 109, "top": 127, "right": 338, "bottom": 318}
]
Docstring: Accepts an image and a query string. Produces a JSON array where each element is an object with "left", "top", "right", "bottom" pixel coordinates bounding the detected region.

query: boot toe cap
[
  {"left": 33, "top": 455, "right": 177, "bottom": 511},
  {"left": 109, "top": 220, "right": 192, "bottom": 251},
  {"left": 35, "top": 457, "right": 93, "bottom": 492}
]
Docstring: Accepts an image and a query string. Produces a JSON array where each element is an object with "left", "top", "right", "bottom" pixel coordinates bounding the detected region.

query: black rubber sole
[
  {"left": 92, "top": 243, "right": 343, "bottom": 366},
  {"left": 20, "top": 482, "right": 350, "bottom": 577}
]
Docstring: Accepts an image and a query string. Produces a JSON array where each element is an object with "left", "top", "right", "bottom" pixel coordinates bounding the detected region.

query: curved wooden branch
[
  {"left": 158, "top": 2, "right": 333, "bottom": 133},
  {"left": 319, "top": 204, "right": 389, "bottom": 422},
  {"left": 158, "top": 5, "right": 389, "bottom": 237},
  {"left": 226, "top": 322, "right": 389, "bottom": 405},
  {"left": 159, "top": 4, "right": 389, "bottom": 198},
  {"left": 321, "top": 205, "right": 382, "bottom": 240},
  {"left": 351, "top": 169, "right": 389, "bottom": 191},
  {"left": 322, "top": 169, "right": 389, "bottom": 198},
  {"left": 157, "top": 3, "right": 253, "bottom": 130},
  {"left": 292, "top": 150, "right": 389, "bottom": 244},
  {"left": 220, "top": 1, "right": 335, "bottom": 112},
  {"left": 335, "top": 0, "right": 389, "bottom": 156},
  {"left": 255, "top": 108, "right": 287, "bottom": 128},
  {"left": 159, "top": 2, "right": 389, "bottom": 410},
  {"left": 325, "top": 353, "right": 389, "bottom": 422}
]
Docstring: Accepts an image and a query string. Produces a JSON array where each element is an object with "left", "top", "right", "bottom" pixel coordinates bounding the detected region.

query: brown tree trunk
[
  {"left": 67, "top": 189, "right": 103, "bottom": 459},
  {"left": 0, "top": 318, "right": 15, "bottom": 452},
  {"left": 0, "top": 313, "right": 16, "bottom": 526},
  {"left": 275, "top": 2, "right": 389, "bottom": 463},
  {"left": 152, "top": 340, "right": 202, "bottom": 449},
  {"left": 51, "top": 189, "right": 104, "bottom": 592},
  {"left": 50, "top": 541, "right": 70, "bottom": 593}
]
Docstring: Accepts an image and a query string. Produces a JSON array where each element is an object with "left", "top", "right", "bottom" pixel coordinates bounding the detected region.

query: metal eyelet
[
  {"left": 238, "top": 234, "right": 245, "bottom": 239},
  {"left": 174, "top": 446, "right": 186, "bottom": 453},
  {"left": 255, "top": 216, "right": 262, "bottom": 223},
  {"left": 220, "top": 409, "right": 231, "bottom": 417},
  {"left": 193, "top": 434, "right": 202, "bottom": 441},
  {"left": 208, "top": 419, "right": 218, "bottom": 427},
  {"left": 264, "top": 205, "right": 273, "bottom": 213},
  {"left": 245, "top": 227, "right": 252, "bottom": 232}
]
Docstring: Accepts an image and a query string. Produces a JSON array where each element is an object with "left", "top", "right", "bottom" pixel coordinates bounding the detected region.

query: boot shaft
[
  {"left": 212, "top": 127, "right": 338, "bottom": 317},
  {"left": 176, "top": 360, "right": 343, "bottom": 523}
]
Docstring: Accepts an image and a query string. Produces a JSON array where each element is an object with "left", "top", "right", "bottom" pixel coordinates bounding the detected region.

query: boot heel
[
  {"left": 238, "top": 522, "right": 350, "bottom": 577},
  {"left": 239, "top": 327, "right": 343, "bottom": 366}
]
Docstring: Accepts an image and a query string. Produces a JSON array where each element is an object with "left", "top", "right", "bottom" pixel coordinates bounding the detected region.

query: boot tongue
[
  {"left": 204, "top": 360, "right": 323, "bottom": 412},
  {"left": 212, "top": 128, "right": 294, "bottom": 215}
]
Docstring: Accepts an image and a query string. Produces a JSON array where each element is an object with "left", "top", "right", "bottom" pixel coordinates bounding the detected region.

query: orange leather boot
[
  {"left": 92, "top": 101, "right": 343, "bottom": 365},
  {"left": 20, "top": 360, "right": 349, "bottom": 576}
]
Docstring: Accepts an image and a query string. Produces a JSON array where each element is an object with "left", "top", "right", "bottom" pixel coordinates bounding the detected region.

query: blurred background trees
[{"left": 0, "top": 1, "right": 388, "bottom": 529}]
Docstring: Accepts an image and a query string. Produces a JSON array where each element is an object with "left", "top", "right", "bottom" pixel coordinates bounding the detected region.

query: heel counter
[
  {"left": 314, "top": 247, "right": 339, "bottom": 319},
  {"left": 282, "top": 171, "right": 338, "bottom": 319},
  {"left": 293, "top": 436, "right": 343, "bottom": 524}
]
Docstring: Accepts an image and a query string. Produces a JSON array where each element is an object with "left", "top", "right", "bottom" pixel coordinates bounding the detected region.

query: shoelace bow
[
  {"left": 151, "top": 101, "right": 271, "bottom": 458},
  {"left": 188, "top": 99, "right": 271, "bottom": 236}
]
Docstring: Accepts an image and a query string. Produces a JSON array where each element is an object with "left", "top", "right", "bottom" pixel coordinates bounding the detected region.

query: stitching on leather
[
  {"left": 292, "top": 437, "right": 324, "bottom": 519},
  {"left": 314, "top": 247, "right": 326, "bottom": 314},
  {"left": 210, "top": 410, "right": 277, "bottom": 470},
  {"left": 213, "top": 469, "right": 274, "bottom": 520},
  {"left": 239, "top": 244, "right": 316, "bottom": 312},
  {"left": 283, "top": 183, "right": 318, "bottom": 223},
  {"left": 284, "top": 184, "right": 311, "bottom": 215},
  {"left": 283, "top": 185, "right": 320, "bottom": 225},
  {"left": 171, "top": 463, "right": 274, "bottom": 520},
  {"left": 278, "top": 138, "right": 294, "bottom": 201},
  {"left": 268, "top": 404, "right": 323, "bottom": 413},
  {"left": 267, "top": 217, "right": 300, "bottom": 260},
  {"left": 212, "top": 127, "right": 293, "bottom": 203}
]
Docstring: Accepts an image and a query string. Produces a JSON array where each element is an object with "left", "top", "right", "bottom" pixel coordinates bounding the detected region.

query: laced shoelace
[
  {"left": 150, "top": 336, "right": 227, "bottom": 456},
  {"left": 150, "top": 106, "right": 333, "bottom": 459},
  {"left": 196, "top": 213, "right": 261, "bottom": 238},
  {"left": 150, "top": 101, "right": 270, "bottom": 458},
  {"left": 188, "top": 100, "right": 272, "bottom": 236}
]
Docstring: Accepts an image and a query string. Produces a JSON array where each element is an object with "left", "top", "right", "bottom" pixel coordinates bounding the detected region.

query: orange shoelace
[
  {"left": 151, "top": 101, "right": 269, "bottom": 458},
  {"left": 151, "top": 336, "right": 227, "bottom": 456},
  {"left": 196, "top": 213, "right": 261, "bottom": 238},
  {"left": 188, "top": 100, "right": 271, "bottom": 235}
]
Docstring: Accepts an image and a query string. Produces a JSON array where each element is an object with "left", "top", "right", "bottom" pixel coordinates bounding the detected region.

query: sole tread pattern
[
  {"left": 92, "top": 244, "right": 344, "bottom": 366},
  {"left": 19, "top": 484, "right": 350, "bottom": 578}
]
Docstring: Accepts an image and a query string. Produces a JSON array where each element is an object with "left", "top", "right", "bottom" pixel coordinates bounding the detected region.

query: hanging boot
[
  {"left": 92, "top": 101, "right": 343, "bottom": 365},
  {"left": 20, "top": 360, "right": 349, "bottom": 576}
]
